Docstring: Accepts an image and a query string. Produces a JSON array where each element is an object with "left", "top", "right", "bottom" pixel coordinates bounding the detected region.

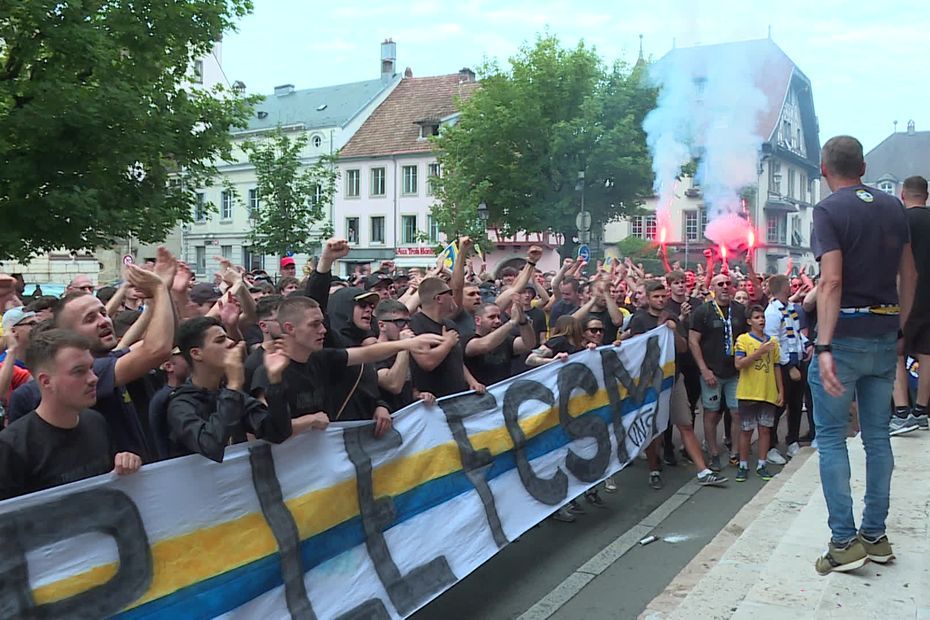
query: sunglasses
[
  {"left": 716, "top": 281, "right": 732, "bottom": 287},
  {"left": 18, "top": 320, "right": 38, "bottom": 327},
  {"left": 383, "top": 318, "right": 410, "bottom": 327},
  {"left": 434, "top": 290, "right": 453, "bottom": 299},
  {"left": 587, "top": 327, "right": 604, "bottom": 333},
  {"left": 357, "top": 301, "right": 377, "bottom": 310}
]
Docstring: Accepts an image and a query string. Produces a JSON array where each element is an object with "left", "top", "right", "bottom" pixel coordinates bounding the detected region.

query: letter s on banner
[
  {"left": 502, "top": 380, "right": 568, "bottom": 504},
  {"left": 557, "top": 363, "right": 611, "bottom": 482}
]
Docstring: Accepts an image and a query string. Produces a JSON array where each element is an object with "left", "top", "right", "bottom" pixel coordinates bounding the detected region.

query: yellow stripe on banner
[{"left": 33, "top": 361, "right": 674, "bottom": 609}]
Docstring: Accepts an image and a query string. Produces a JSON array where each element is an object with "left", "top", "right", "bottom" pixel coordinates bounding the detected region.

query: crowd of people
[{"left": 0, "top": 164, "right": 926, "bottom": 553}]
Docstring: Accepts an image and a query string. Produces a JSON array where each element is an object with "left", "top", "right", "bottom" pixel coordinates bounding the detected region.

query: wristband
[
  {"left": 814, "top": 344, "right": 832, "bottom": 355},
  {"left": 518, "top": 319, "right": 529, "bottom": 326},
  {"left": 527, "top": 261, "right": 537, "bottom": 267}
]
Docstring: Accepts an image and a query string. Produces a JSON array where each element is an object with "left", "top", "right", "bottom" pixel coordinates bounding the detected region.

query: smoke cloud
[{"left": 643, "top": 42, "right": 770, "bottom": 249}]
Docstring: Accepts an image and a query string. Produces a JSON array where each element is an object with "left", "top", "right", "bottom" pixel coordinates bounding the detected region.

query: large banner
[{"left": 0, "top": 328, "right": 674, "bottom": 619}]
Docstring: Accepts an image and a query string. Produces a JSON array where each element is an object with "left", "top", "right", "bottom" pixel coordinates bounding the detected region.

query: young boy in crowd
[
  {"left": 166, "top": 317, "right": 291, "bottom": 462},
  {"left": 734, "top": 305, "right": 784, "bottom": 482}
]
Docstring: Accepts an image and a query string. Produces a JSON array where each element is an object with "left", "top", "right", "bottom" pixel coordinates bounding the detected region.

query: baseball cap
[
  {"left": 2, "top": 307, "right": 36, "bottom": 332},
  {"left": 353, "top": 290, "right": 381, "bottom": 304},
  {"left": 363, "top": 274, "right": 394, "bottom": 291},
  {"left": 190, "top": 283, "right": 222, "bottom": 305},
  {"left": 280, "top": 256, "right": 296, "bottom": 268}
]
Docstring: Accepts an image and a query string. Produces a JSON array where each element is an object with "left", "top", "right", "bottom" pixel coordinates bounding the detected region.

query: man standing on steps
[
  {"left": 809, "top": 135, "right": 916, "bottom": 576},
  {"left": 891, "top": 175, "right": 930, "bottom": 434}
]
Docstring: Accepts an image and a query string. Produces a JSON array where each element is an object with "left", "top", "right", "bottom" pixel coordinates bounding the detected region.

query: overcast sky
[{"left": 222, "top": 0, "right": 927, "bottom": 152}]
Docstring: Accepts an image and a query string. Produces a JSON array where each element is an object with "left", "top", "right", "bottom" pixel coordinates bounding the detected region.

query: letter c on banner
[
  {"left": 0, "top": 489, "right": 152, "bottom": 618},
  {"left": 557, "top": 363, "right": 611, "bottom": 482},
  {"left": 502, "top": 380, "right": 568, "bottom": 504}
]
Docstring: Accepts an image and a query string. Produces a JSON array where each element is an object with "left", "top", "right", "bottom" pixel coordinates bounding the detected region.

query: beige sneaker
[{"left": 815, "top": 539, "right": 868, "bottom": 576}]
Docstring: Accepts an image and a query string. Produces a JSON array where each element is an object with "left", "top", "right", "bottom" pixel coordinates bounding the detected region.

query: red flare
[
  {"left": 659, "top": 226, "right": 668, "bottom": 245},
  {"left": 747, "top": 228, "right": 756, "bottom": 249},
  {"left": 719, "top": 244, "right": 728, "bottom": 260}
]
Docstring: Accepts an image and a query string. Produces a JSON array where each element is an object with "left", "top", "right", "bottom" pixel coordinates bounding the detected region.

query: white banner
[{"left": 0, "top": 327, "right": 674, "bottom": 619}]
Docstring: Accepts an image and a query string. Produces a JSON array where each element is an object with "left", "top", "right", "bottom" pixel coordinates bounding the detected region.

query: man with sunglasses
[
  {"left": 409, "top": 277, "right": 485, "bottom": 398},
  {"left": 373, "top": 300, "right": 436, "bottom": 411},
  {"left": 0, "top": 307, "right": 38, "bottom": 369},
  {"left": 689, "top": 273, "right": 748, "bottom": 472}
]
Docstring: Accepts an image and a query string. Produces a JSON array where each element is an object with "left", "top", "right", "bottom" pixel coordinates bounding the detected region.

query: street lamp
[{"left": 477, "top": 201, "right": 488, "bottom": 223}]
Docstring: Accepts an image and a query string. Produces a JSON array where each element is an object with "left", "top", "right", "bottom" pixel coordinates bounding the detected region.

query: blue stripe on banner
[{"left": 116, "top": 379, "right": 672, "bottom": 619}]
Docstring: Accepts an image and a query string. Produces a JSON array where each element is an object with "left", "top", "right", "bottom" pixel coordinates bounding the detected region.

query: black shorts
[{"left": 905, "top": 312, "right": 930, "bottom": 356}]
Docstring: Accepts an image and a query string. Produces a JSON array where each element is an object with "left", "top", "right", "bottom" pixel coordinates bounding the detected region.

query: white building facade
[
  {"left": 333, "top": 70, "right": 479, "bottom": 276},
  {"left": 177, "top": 41, "right": 404, "bottom": 279}
]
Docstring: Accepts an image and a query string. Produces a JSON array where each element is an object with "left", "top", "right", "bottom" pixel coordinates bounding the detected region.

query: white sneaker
[
  {"left": 786, "top": 442, "right": 801, "bottom": 458},
  {"left": 604, "top": 476, "right": 618, "bottom": 493},
  {"left": 766, "top": 448, "right": 787, "bottom": 465}
]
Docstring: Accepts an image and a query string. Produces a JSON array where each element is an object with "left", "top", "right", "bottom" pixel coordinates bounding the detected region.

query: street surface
[{"left": 413, "top": 452, "right": 775, "bottom": 620}]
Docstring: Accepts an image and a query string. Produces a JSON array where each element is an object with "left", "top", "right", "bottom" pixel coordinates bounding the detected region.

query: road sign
[
  {"left": 122, "top": 254, "right": 134, "bottom": 266},
  {"left": 577, "top": 244, "right": 591, "bottom": 262},
  {"left": 575, "top": 210, "right": 592, "bottom": 232}
]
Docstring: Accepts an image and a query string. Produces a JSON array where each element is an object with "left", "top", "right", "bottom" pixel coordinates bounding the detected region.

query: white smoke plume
[{"left": 643, "top": 42, "right": 770, "bottom": 250}]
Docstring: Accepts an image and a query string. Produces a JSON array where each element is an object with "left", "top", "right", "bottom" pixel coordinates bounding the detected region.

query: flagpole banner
[{"left": 0, "top": 327, "right": 674, "bottom": 619}]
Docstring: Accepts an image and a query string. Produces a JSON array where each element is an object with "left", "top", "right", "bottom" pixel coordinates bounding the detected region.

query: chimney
[
  {"left": 404, "top": 67, "right": 413, "bottom": 78},
  {"left": 274, "top": 84, "right": 295, "bottom": 97},
  {"left": 907, "top": 119, "right": 916, "bottom": 135},
  {"left": 381, "top": 38, "right": 396, "bottom": 83},
  {"left": 458, "top": 67, "right": 476, "bottom": 83}
]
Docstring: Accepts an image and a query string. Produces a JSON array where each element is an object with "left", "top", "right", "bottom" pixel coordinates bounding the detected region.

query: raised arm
[
  {"left": 348, "top": 333, "right": 444, "bottom": 366},
  {"left": 452, "top": 236, "right": 471, "bottom": 310},
  {"left": 306, "top": 239, "right": 349, "bottom": 311},
  {"left": 113, "top": 250, "right": 176, "bottom": 387}
]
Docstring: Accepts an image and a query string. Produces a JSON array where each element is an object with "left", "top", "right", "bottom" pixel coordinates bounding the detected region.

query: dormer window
[
  {"left": 416, "top": 119, "right": 441, "bottom": 140},
  {"left": 879, "top": 181, "right": 895, "bottom": 195}
]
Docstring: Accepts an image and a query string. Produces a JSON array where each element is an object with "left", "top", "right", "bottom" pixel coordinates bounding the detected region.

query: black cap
[
  {"left": 190, "top": 283, "right": 222, "bottom": 305},
  {"left": 363, "top": 274, "right": 394, "bottom": 291}
]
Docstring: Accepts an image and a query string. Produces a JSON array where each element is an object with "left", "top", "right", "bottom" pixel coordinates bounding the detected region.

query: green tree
[
  {"left": 0, "top": 0, "right": 256, "bottom": 260},
  {"left": 241, "top": 129, "right": 337, "bottom": 258},
  {"left": 432, "top": 34, "right": 655, "bottom": 257}
]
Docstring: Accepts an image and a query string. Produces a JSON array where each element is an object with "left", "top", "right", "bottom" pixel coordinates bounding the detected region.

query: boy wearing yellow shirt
[{"left": 734, "top": 305, "right": 784, "bottom": 482}]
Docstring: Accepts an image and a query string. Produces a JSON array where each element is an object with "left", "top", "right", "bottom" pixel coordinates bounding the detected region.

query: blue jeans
[{"left": 809, "top": 333, "right": 897, "bottom": 544}]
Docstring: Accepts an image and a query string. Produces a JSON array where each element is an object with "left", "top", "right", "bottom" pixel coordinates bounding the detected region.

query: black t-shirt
[
  {"left": 0, "top": 410, "right": 113, "bottom": 500},
  {"left": 6, "top": 350, "right": 150, "bottom": 461},
  {"left": 812, "top": 184, "right": 909, "bottom": 337},
  {"left": 627, "top": 309, "right": 661, "bottom": 336},
  {"left": 550, "top": 299, "right": 579, "bottom": 323},
  {"left": 545, "top": 335, "right": 581, "bottom": 356},
  {"left": 689, "top": 301, "right": 748, "bottom": 378},
  {"left": 666, "top": 298, "right": 696, "bottom": 368},
  {"left": 376, "top": 354, "right": 415, "bottom": 412},
  {"left": 148, "top": 384, "right": 174, "bottom": 461},
  {"left": 244, "top": 346, "right": 266, "bottom": 396},
  {"left": 466, "top": 335, "right": 516, "bottom": 387},
  {"left": 907, "top": 206, "right": 930, "bottom": 315},
  {"left": 409, "top": 312, "right": 469, "bottom": 398},
  {"left": 254, "top": 348, "right": 375, "bottom": 422},
  {"left": 450, "top": 308, "right": 476, "bottom": 340},
  {"left": 526, "top": 306, "right": 548, "bottom": 339},
  {"left": 243, "top": 324, "right": 264, "bottom": 350}
]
